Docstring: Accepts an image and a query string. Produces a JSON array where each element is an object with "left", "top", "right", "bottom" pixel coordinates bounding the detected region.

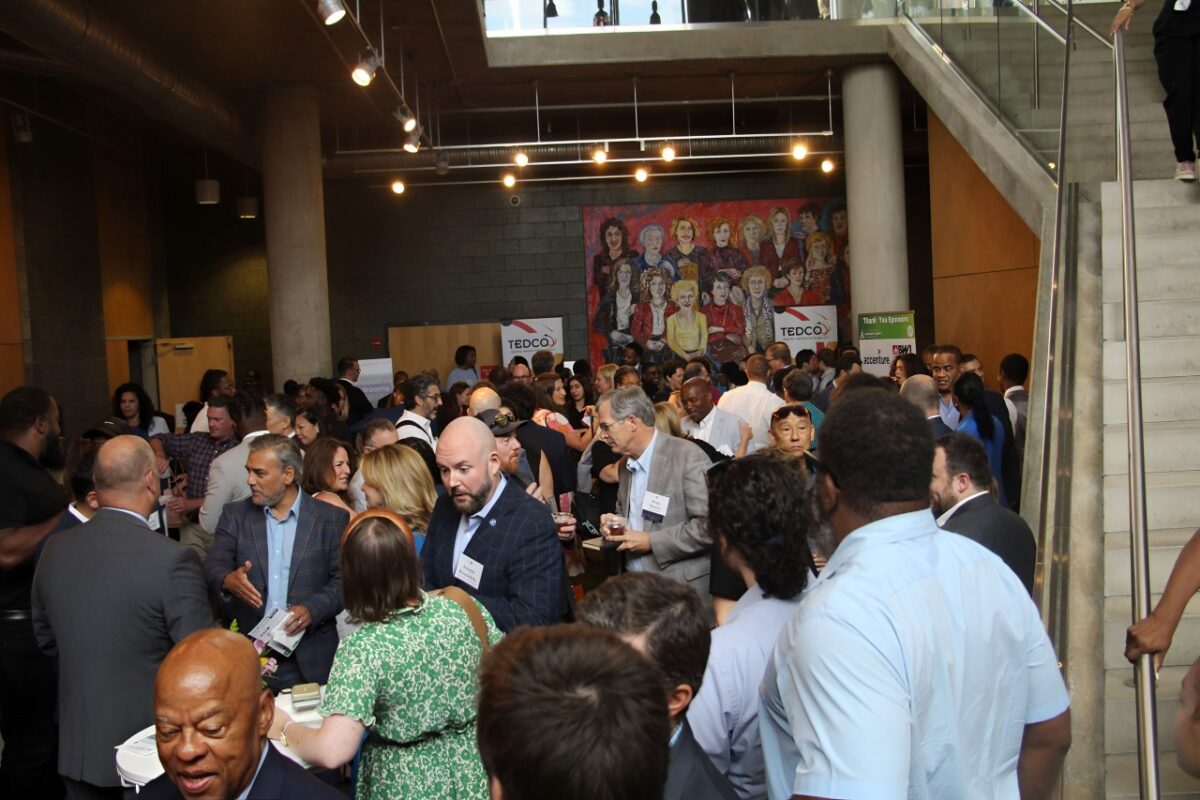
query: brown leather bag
[{"left": 431, "top": 586, "right": 491, "bottom": 651}]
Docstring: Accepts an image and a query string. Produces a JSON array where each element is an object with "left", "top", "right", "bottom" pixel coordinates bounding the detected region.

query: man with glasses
[
  {"left": 395, "top": 374, "right": 441, "bottom": 448},
  {"left": 595, "top": 387, "right": 713, "bottom": 602}
]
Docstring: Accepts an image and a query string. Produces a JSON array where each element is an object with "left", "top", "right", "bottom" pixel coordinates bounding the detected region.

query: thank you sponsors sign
[
  {"left": 773, "top": 305, "right": 838, "bottom": 355},
  {"left": 501, "top": 318, "right": 564, "bottom": 366},
  {"left": 857, "top": 311, "right": 917, "bottom": 377}
]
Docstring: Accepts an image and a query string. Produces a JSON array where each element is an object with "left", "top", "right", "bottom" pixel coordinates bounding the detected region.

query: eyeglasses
[
  {"left": 597, "top": 418, "right": 629, "bottom": 434},
  {"left": 771, "top": 404, "right": 811, "bottom": 422},
  {"left": 423, "top": 391, "right": 442, "bottom": 401}
]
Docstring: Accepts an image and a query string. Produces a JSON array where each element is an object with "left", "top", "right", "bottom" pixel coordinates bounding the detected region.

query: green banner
[{"left": 858, "top": 311, "right": 915, "bottom": 340}]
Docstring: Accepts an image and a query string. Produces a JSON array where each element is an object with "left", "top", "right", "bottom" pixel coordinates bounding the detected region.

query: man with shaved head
[
  {"left": 900, "top": 373, "right": 954, "bottom": 438},
  {"left": 421, "top": 416, "right": 563, "bottom": 631},
  {"left": 33, "top": 435, "right": 213, "bottom": 799},
  {"left": 139, "top": 629, "right": 341, "bottom": 799}
]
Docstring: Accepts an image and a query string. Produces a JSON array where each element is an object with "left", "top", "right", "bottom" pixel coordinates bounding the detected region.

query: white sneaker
[{"left": 1175, "top": 161, "right": 1196, "bottom": 181}]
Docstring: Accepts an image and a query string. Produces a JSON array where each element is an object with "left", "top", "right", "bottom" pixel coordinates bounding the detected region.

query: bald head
[
  {"left": 437, "top": 416, "right": 503, "bottom": 515},
  {"left": 155, "top": 629, "right": 272, "bottom": 800},
  {"left": 899, "top": 374, "right": 941, "bottom": 416},
  {"left": 469, "top": 386, "right": 502, "bottom": 415},
  {"left": 95, "top": 435, "right": 158, "bottom": 516}
]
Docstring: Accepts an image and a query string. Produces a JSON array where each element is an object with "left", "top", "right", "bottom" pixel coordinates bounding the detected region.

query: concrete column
[
  {"left": 842, "top": 64, "right": 909, "bottom": 340},
  {"left": 261, "top": 86, "right": 332, "bottom": 387}
]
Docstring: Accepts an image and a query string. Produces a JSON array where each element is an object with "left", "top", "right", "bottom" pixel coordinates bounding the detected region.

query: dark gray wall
[
  {"left": 323, "top": 169, "right": 926, "bottom": 372},
  {"left": 9, "top": 122, "right": 110, "bottom": 435}
]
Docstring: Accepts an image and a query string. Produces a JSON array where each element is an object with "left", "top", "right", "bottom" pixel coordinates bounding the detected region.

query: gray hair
[
  {"left": 598, "top": 386, "right": 655, "bottom": 426},
  {"left": 248, "top": 433, "right": 304, "bottom": 479},
  {"left": 638, "top": 223, "right": 665, "bottom": 247},
  {"left": 899, "top": 374, "right": 940, "bottom": 416}
]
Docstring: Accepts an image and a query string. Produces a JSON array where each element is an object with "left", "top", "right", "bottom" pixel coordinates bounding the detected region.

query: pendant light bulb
[
  {"left": 390, "top": 179, "right": 406, "bottom": 195},
  {"left": 820, "top": 158, "right": 835, "bottom": 173},
  {"left": 661, "top": 143, "right": 676, "bottom": 162},
  {"left": 635, "top": 167, "right": 649, "bottom": 183},
  {"left": 791, "top": 142, "right": 808, "bottom": 160},
  {"left": 514, "top": 151, "right": 530, "bottom": 168},
  {"left": 352, "top": 51, "right": 381, "bottom": 87},
  {"left": 502, "top": 173, "right": 517, "bottom": 188}
]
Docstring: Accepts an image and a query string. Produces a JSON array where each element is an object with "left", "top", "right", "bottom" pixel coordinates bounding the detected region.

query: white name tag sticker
[
  {"left": 642, "top": 491, "right": 670, "bottom": 523},
  {"left": 454, "top": 554, "right": 485, "bottom": 590}
]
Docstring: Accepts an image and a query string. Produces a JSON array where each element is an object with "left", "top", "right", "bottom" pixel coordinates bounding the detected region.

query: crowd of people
[{"left": 0, "top": 335, "right": 1106, "bottom": 800}]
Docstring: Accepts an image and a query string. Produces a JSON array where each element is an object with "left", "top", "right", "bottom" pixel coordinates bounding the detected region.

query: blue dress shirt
[
  {"left": 452, "top": 475, "right": 508, "bottom": 575},
  {"left": 264, "top": 491, "right": 302, "bottom": 615},
  {"left": 625, "top": 431, "right": 659, "bottom": 572}
]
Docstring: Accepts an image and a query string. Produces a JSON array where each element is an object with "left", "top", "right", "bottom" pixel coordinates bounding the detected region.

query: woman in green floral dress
[{"left": 268, "top": 510, "right": 501, "bottom": 799}]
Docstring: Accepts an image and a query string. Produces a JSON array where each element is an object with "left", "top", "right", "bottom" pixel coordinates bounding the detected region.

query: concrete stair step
[
  {"left": 1103, "top": 299, "right": 1200, "bottom": 343},
  {"left": 1102, "top": 230, "right": 1200, "bottom": 274},
  {"left": 1105, "top": 664, "right": 1186, "bottom": 755},
  {"left": 1104, "top": 528, "right": 1197, "bottom": 595},
  {"left": 1103, "top": 469, "right": 1200, "bottom": 530},
  {"left": 1103, "top": 419, "right": 1200, "bottom": 474},
  {"left": 1103, "top": 178, "right": 1200, "bottom": 209},
  {"left": 1103, "top": 593, "right": 1200, "bottom": 669},
  {"left": 1101, "top": 263, "right": 1200, "bottom": 304},
  {"left": 1105, "top": 752, "right": 1200, "bottom": 797}
]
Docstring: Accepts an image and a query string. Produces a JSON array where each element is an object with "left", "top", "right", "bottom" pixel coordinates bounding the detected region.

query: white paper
[
  {"left": 642, "top": 491, "right": 670, "bottom": 521},
  {"left": 454, "top": 554, "right": 485, "bottom": 590}
]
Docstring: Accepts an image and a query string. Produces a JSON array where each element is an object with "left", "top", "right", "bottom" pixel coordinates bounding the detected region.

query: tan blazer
[{"left": 617, "top": 433, "right": 712, "bottom": 599}]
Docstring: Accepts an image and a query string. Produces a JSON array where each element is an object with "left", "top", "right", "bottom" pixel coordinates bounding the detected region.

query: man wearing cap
[{"left": 476, "top": 408, "right": 536, "bottom": 489}]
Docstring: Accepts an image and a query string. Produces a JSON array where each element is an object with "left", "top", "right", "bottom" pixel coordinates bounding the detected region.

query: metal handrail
[{"left": 1113, "top": 26, "right": 1160, "bottom": 800}]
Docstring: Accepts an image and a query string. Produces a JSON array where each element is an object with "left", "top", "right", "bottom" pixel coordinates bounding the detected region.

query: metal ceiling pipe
[
  {"left": 323, "top": 133, "right": 837, "bottom": 176},
  {"left": 0, "top": 0, "right": 256, "bottom": 164}
]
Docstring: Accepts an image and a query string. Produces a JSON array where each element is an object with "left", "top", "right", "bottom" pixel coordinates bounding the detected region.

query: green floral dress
[{"left": 318, "top": 591, "right": 503, "bottom": 800}]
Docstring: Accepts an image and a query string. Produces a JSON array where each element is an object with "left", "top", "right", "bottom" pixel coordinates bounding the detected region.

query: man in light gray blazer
[
  {"left": 33, "top": 436, "right": 212, "bottom": 799},
  {"left": 596, "top": 387, "right": 712, "bottom": 601},
  {"left": 197, "top": 395, "right": 270, "bottom": 540}
]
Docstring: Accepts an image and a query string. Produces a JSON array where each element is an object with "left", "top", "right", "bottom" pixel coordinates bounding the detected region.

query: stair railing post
[{"left": 1114, "top": 27, "right": 1162, "bottom": 800}]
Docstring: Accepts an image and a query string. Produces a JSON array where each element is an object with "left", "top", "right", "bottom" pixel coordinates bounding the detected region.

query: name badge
[
  {"left": 454, "top": 554, "right": 485, "bottom": 590},
  {"left": 642, "top": 491, "right": 670, "bottom": 523}
]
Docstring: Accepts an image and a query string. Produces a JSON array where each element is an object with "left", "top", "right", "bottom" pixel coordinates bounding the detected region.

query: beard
[
  {"left": 40, "top": 435, "right": 66, "bottom": 471},
  {"left": 451, "top": 476, "right": 493, "bottom": 516}
]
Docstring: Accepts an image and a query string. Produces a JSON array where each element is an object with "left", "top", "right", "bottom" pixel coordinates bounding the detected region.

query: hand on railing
[
  {"left": 1111, "top": 0, "right": 1137, "bottom": 34},
  {"left": 1125, "top": 612, "right": 1172, "bottom": 674}
]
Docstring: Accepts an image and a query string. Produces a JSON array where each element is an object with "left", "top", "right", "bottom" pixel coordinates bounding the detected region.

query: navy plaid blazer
[
  {"left": 421, "top": 477, "right": 563, "bottom": 632},
  {"left": 204, "top": 492, "right": 347, "bottom": 683}
]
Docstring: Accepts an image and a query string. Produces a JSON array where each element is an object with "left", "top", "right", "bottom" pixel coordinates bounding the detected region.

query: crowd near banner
[
  {"left": 772, "top": 305, "right": 839, "bottom": 355},
  {"left": 501, "top": 318, "right": 565, "bottom": 366},
  {"left": 582, "top": 196, "right": 850, "bottom": 368},
  {"left": 857, "top": 311, "right": 917, "bottom": 376}
]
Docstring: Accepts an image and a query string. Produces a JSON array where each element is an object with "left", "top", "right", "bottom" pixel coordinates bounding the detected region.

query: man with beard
[
  {"left": 0, "top": 387, "right": 67, "bottom": 797},
  {"left": 33, "top": 436, "right": 212, "bottom": 799},
  {"left": 422, "top": 416, "right": 562, "bottom": 632},
  {"left": 204, "top": 435, "right": 346, "bottom": 689}
]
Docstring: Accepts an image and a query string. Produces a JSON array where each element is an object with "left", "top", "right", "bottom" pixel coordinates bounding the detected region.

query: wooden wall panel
[
  {"left": 388, "top": 323, "right": 502, "bottom": 383},
  {"left": 106, "top": 340, "right": 130, "bottom": 393},
  {"left": 156, "top": 336, "right": 235, "bottom": 426},
  {"left": 928, "top": 111, "right": 1040, "bottom": 384},
  {"left": 0, "top": 125, "right": 23, "bottom": 392},
  {"left": 94, "top": 151, "right": 153, "bottom": 339}
]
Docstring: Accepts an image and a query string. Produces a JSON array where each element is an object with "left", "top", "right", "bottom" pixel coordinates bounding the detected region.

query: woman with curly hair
[
  {"left": 889, "top": 353, "right": 928, "bottom": 385},
  {"left": 689, "top": 453, "right": 817, "bottom": 798},
  {"left": 740, "top": 265, "right": 775, "bottom": 355},
  {"left": 112, "top": 381, "right": 169, "bottom": 438},
  {"left": 666, "top": 279, "right": 708, "bottom": 361},
  {"left": 592, "top": 217, "right": 635, "bottom": 292},
  {"left": 631, "top": 266, "right": 678, "bottom": 365},
  {"left": 302, "top": 437, "right": 355, "bottom": 513}
]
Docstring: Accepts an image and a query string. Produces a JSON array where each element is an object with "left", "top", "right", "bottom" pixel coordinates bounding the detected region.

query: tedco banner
[
  {"left": 857, "top": 311, "right": 917, "bottom": 377},
  {"left": 501, "top": 318, "right": 564, "bottom": 367},
  {"left": 773, "top": 305, "right": 838, "bottom": 356}
]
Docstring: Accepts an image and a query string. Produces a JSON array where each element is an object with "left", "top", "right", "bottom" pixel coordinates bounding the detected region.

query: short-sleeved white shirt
[{"left": 759, "top": 509, "right": 1069, "bottom": 800}]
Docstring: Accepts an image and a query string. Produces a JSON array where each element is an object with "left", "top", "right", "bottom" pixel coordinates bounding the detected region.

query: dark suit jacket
[
  {"left": 338, "top": 378, "right": 374, "bottom": 426},
  {"left": 421, "top": 477, "right": 563, "bottom": 632},
  {"left": 942, "top": 493, "right": 1037, "bottom": 593},
  {"left": 138, "top": 741, "right": 343, "bottom": 799},
  {"left": 664, "top": 719, "right": 739, "bottom": 800},
  {"left": 31, "top": 508, "right": 213, "bottom": 786},
  {"left": 928, "top": 415, "right": 954, "bottom": 439},
  {"left": 516, "top": 421, "right": 576, "bottom": 493},
  {"left": 812, "top": 380, "right": 835, "bottom": 412},
  {"left": 203, "top": 493, "right": 347, "bottom": 684},
  {"left": 984, "top": 388, "right": 1022, "bottom": 511}
]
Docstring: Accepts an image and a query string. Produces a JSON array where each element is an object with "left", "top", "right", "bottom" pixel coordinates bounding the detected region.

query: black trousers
[
  {"left": 1155, "top": 31, "right": 1200, "bottom": 162},
  {"left": 0, "top": 616, "right": 62, "bottom": 798}
]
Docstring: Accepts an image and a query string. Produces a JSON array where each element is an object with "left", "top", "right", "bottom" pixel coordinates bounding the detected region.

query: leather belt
[{"left": 0, "top": 609, "right": 32, "bottom": 621}]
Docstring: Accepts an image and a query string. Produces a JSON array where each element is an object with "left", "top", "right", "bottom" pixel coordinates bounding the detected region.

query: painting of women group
[{"left": 584, "top": 197, "right": 851, "bottom": 370}]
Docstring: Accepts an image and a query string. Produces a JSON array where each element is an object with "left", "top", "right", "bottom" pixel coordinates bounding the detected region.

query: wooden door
[
  {"left": 155, "top": 336, "right": 234, "bottom": 431},
  {"left": 387, "top": 323, "right": 501, "bottom": 384}
]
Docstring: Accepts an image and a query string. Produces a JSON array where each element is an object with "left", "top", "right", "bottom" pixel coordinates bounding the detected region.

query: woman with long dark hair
[
  {"left": 953, "top": 372, "right": 1006, "bottom": 505},
  {"left": 111, "top": 382, "right": 169, "bottom": 438},
  {"left": 566, "top": 374, "right": 596, "bottom": 430},
  {"left": 302, "top": 438, "right": 355, "bottom": 513},
  {"left": 889, "top": 353, "right": 929, "bottom": 385},
  {"left": 533, "top": 373, "right": 589, "bottom": 453},
  {"left": 435, "top": 381, "right": 470, "bottom": 437}
]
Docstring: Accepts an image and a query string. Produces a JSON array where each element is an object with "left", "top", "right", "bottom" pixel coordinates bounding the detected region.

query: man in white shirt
[
  {"left": 680, "top": 378, "right": 750, "bottom": 458},
  {"left": 717, "top": 355, "right": 783, "bottom": 453},
  {"left": 760, "top": 390, "right": 1070, "bottom": 800},
  {"left": 395, "top": 374, "right": 441, "bottom": 447}
]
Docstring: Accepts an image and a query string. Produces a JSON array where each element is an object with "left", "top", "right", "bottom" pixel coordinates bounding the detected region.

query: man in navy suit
[
  {"left": 900, "top": 374, "right": 954, "bottom": 438},
  {"left": 422, "top": 416, "right": 563, "bottom": 632},
  {"left": 140, "top": 628, "right": 342, "bottom": 799},
  {"left": 204, "top": 435, "right": 346, "bottom": 688}
]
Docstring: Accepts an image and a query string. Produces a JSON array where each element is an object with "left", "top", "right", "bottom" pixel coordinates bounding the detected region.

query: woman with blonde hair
[
  {"left": 360, "top": 443, "right": 437, "bottom": 553},
  {"left": 654, "top": 401, "right": 685, "bottom": 438},
  {"left": 666, "top": 279, "right": 708, "bottom": 360}
]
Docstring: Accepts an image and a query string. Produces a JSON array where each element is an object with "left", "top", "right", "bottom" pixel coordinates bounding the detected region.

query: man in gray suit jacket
[
  {"left": 204, "top": 435, "right": 346, "bottom": 689},
  {"left": 197, "top": 395, "right": 269, "bottom": 538},
  {"left": 32, "top": 436, "right": 213, "bottom": 799},
  {"left": 596, "top": 387, "right": 712, "bottom": 601}
]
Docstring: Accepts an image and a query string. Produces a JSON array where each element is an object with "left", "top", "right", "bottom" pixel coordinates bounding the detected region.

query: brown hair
[
  {"left": 340, "top": 510, "right": 421, "bottom": 624},
  {"left": 301, "top": 438, "right": 354, "bottom": 505}
]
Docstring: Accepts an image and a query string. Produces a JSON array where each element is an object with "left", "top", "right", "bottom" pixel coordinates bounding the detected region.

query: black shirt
[
  {"left": 1155, "top": 0, "right": 1200, "bottom": 38},
  {"left": 0, "top": 441, "right": 68, "bottom": 610}
]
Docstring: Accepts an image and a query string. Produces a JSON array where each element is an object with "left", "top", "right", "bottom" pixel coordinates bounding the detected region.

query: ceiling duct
[{"left": 0, "top": 0, "right": 256, "bottom": 164}]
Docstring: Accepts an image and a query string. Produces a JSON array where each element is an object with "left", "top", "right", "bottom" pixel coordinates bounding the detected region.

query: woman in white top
[{"left": 111, "top": 382, "right": 170, "bottom": 438}]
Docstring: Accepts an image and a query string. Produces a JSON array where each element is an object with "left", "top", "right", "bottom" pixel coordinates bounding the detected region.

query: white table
[{"left": 116, "top": 687, "right": 324, "bottom": 789}]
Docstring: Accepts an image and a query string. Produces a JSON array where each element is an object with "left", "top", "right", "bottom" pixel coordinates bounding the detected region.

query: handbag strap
[{"left": 432, "top": 587, "right": 490, "bottom": 651}]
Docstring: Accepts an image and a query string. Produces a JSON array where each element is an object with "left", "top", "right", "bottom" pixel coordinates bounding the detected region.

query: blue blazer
[
  {"left": 203, "top": 493, "right": 347, "bottom": 684},
  {"left": 421, "top": 478, "right": 563, "bottom": 632}
]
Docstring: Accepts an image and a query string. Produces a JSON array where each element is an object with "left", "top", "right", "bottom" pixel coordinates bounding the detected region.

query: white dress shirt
[
  {"left": 718, "top": 381, "right": 784, "bottom": 454},
  {"left": 624, "top": 431, "right": 660, "bottom": 572},
  {"left": 681, "top": 406, "right": 743, "bottom": 457}
]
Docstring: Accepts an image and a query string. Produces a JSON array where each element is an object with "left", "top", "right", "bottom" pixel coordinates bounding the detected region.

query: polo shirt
[
  {"left": 0, "top": 440, "right": 68, "bottom": 610},
  {"left": 759, "top": 509, "right": 1068, "bottom": 800}
]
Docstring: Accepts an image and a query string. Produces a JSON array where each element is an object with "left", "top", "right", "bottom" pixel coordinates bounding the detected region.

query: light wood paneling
[
  {"left": 388, "top": 323, "right": 502, "bottom": 383},
  {"left": 95, "top": 150, "right": 153, "bottom": 338},
  {"left": 0, "top": 124, "right": 23, "bottom": 391},
  {"left": 928, "top": 111, "right": 1040, "bottom": 385},
  {"left": 156, "top": 336, "right": 234, "bottom": 427},
  {"left": 106, "top": 340, "right": 130, "bottom": 394}
]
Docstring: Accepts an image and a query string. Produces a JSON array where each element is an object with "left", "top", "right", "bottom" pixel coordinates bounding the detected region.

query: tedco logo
[
  {"left": 777, "top": 323, "right": 831, "bottom": 337},
  {"left": 505, "top": 320, "right": 558, "bottom": 350}
]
